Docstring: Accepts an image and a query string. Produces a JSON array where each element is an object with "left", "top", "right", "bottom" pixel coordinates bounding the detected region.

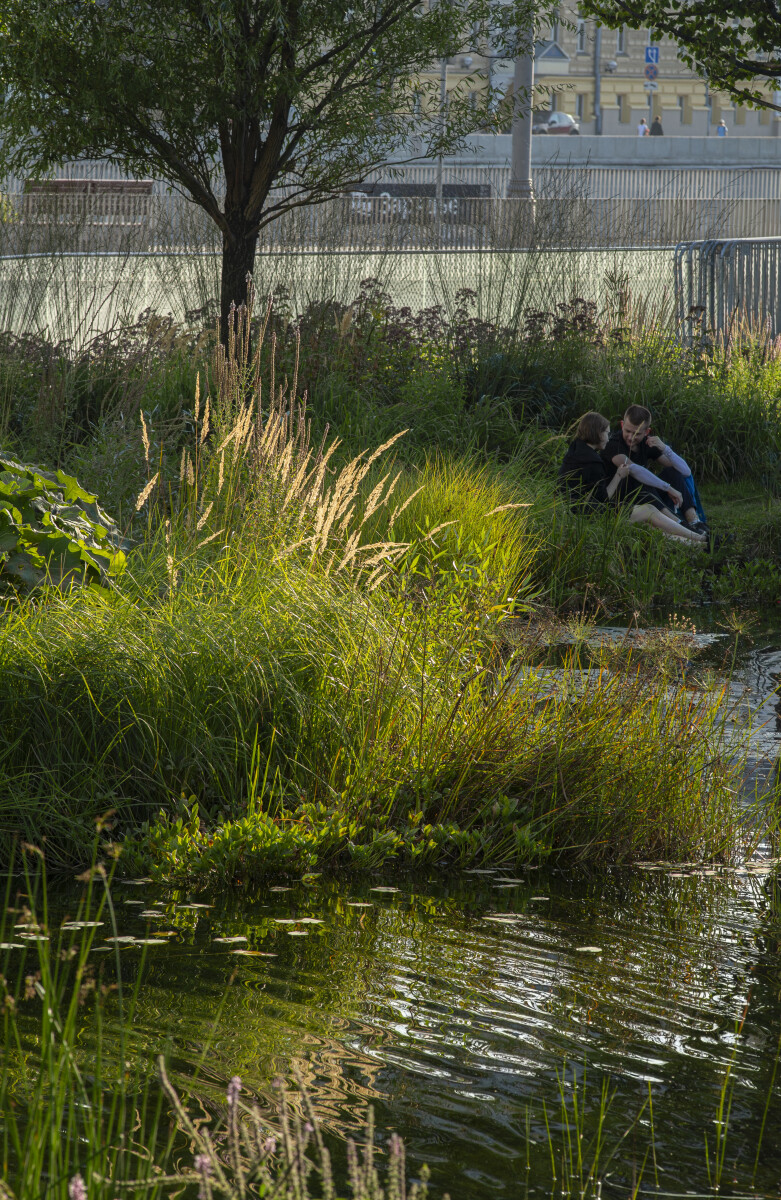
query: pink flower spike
[{"left": 68, "top": 1175, "right": 87, "bottom": 1200}]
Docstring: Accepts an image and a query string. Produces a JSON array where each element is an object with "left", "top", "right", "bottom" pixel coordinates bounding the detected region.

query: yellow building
[{"left": 533, "top": 13, "right": 778, "bottom": 136}]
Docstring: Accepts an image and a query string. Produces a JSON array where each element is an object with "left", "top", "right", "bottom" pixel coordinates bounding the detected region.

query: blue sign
[{"left": 645, "top": 46, "right": 660, "bottom": 65}]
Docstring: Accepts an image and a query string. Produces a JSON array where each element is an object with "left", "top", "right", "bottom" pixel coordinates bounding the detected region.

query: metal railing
[
  {"left": 3, "top": 192, "right": 781, "bottom": 254},
  {"left": 675, "top": 237, "right": 781, "bottom": 347},
  {"left": 6, "top": 160, "right": 781, "bottom": 201}
]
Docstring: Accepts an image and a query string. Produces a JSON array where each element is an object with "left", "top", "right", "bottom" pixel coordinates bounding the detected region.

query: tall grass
[{"left": 0, "top": 296, "right": 754, "bottom": 876}]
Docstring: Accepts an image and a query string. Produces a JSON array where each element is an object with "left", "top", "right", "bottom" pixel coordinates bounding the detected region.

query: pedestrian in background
[
  {"left": 638, "top": 117, "right": 649, "bottom": 136},
  {"left": 650, "top": 115, "right": 664, "bottom": 135},
  {"left": 717, "top": 119, "right": 728, "bottom": 136}
]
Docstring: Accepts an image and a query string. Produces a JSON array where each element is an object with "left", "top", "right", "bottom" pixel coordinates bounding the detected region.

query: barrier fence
[
  {"left": 675, "top": 238, "right": 781, "bottom": 347},
  {"left": 6, "top": 159, "right": 781, "bottom": 200},
  {"left": 2, "top": 191, "right": 781, "bottom": 254}
]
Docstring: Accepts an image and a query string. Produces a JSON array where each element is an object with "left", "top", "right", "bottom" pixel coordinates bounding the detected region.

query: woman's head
[{"left": 577, "top": 411, "right": 610, "bottom": 449}]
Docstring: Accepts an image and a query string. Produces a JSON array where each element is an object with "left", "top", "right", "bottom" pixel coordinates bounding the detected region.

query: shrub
[{"left": 0, "top": 453, "right": 126, "bottom": 590}]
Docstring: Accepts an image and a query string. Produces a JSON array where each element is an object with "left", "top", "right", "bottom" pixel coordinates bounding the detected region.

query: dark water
[{"left": 5, "top": 614, "right": 781, "bottom": 1198}]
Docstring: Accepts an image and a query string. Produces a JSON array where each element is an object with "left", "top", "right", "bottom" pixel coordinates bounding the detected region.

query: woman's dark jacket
[{"left": 558, "top": 439, "right": 611, "bottom": 509}]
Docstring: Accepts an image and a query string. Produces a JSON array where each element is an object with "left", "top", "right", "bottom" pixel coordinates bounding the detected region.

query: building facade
[{"left": 533, "top": 13, "right": 779, "bottom": 137}]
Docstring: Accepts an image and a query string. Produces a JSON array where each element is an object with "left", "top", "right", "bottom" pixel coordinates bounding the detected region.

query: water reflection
[{"left": 7, "top": 866, "right": 777, "bottom": 1199}]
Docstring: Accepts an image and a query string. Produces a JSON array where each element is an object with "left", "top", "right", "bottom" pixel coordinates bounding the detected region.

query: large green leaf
[{"left": 0, "top": 453, "right": 128, "bottom": 592}]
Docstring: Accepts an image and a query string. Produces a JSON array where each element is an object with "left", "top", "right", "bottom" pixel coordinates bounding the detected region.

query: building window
[
  {"left": 576, "top": 93, "right": 585, "bottom": 120},
  {"left": 551, "top": 8, "right": 559, "bottom": 43},
  {"left": 617, "top": 94, "right": 630, "bottom": 123},
  {"left": 550, "top": 92, "right": 558, "bottom": 113},
  {"left": 576, "top": 17, "right": 587, "bottom": 53},
  {"left": 616, "top": 27, "right": 627, "bottom": 54},
  {"left": 760, "top": 106, "right": 770, "bottom": 125},
  {"left": 678, "top": 95, "right": 692, "bottom": 124},
  {"left": 735, "top": 104, "right": 746, "bottom": 124}
]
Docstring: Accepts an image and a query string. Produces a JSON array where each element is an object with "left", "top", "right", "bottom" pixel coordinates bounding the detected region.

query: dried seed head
[
  {"left": 140, "top": 412, "right": 150, "bottom": 465},
  {"left": 134, "top": 472, "right": 159, "bottom": 512}
]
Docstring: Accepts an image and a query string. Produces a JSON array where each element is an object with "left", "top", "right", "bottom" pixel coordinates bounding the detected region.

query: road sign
[
  {"left": 643, "top": 81, "right": 658, "bottom": 92},
  {"left": 645, "top": 46, "right": 660, "bottom": 65},
  {"left": 644, "top": 63, "right": 658, "bottom": 81}
]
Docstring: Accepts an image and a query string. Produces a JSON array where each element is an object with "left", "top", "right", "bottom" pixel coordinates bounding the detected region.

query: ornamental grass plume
[{"left": 159, "top": 285, "right": 416, "bottom": 591}]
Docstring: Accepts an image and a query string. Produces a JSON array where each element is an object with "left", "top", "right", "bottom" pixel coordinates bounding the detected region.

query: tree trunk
[{"left": 220, "top": 215, "right": 259, "bottom": 344}]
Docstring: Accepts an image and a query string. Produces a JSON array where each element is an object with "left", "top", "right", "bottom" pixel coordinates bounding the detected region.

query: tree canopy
[
  {"left": 0, "top": 0, "right": 543, "bottom": 330},
  {"left": 580, "top": 0, "right": 781, "bottom": 112}
]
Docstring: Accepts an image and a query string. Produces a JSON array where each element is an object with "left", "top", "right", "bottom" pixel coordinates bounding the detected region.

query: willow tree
[
  {"left": 579, "top": 0, "right": 781, "bottom": 112},
  {"left": 0, "top": 0, "right": 543, "bottom": 333}
]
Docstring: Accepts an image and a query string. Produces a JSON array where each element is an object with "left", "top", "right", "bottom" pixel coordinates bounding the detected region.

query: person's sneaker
[{"left": 690, "top": 521, "right": 710, "bottom": 535}]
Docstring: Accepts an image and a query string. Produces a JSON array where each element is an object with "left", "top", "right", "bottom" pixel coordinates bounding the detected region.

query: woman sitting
[{"left": 558, "top": 411, "right": 708, "bottom": 544}]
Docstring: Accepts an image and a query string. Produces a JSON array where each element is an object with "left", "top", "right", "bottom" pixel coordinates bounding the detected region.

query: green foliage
[
  {"left": 712, "top": 558, "right": 781, "bottom": 605},
  {"left": 121, "top": 798, "right": 545, "bottom": 882},
  {"left": 0, "top": 453, "right": 126, "bottom": 590},
  {"left": 578, "top": 0, "right": 781, "bottom": 113}
]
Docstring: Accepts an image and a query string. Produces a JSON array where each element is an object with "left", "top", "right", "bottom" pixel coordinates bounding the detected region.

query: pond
[{"left": 5, "top": 611, "right": 781, "bottom": 1198}]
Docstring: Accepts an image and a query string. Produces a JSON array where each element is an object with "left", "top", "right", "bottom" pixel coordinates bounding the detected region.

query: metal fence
[
  {"left": 675, "top": 238, "right": 781, "bottom": 347},
  {"left": 3, "top": 191, "right": 781, "bottom": 254},
  {"left": 7, "top": 159, "right": 781, "bottom": 201}
]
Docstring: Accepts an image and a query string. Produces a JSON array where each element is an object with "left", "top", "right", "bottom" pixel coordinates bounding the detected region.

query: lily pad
[
  {"left": 213, "top": 936, "right": 249, "bottom": 944},
  {"left": 370, "top": 886, "right": 401, "bottom": 894}
]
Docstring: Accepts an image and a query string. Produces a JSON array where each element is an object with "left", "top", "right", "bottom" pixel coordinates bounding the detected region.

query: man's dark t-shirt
[{"left": 601, "top": 429, "right": 666, "bottom": 507}]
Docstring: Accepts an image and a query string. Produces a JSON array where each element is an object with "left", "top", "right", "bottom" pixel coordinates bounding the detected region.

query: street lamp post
[
  {"left": 435, "top": 56, "right": 448, "bottom": 214},
  {"left": 508, "top": 29, "right": 535, "bottom": 201},
  {"left": 594, "top": 22, "right": 602, "bottom": 135}
]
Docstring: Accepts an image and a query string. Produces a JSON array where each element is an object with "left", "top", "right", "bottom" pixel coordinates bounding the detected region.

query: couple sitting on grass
[{"left": 559, "top": 404, "right": 709, "bottom": 545}]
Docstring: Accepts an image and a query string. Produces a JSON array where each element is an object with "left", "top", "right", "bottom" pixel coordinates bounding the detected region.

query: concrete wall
[{"left": 443, "top": 134, "right": 781, "bottom": 169}]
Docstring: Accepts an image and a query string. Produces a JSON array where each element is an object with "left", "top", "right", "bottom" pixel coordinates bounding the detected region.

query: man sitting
[{"left": 601, "top": 404, "right": 707, "bottom": 532}]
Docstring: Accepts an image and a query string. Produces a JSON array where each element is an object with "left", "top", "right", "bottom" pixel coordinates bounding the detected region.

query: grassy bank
[{"left": 0, "top": 302, "right": 760, "bottom": 877}]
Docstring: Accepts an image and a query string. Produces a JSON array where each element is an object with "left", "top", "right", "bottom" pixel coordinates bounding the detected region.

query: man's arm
[
  {"left": 646, "top": 436, "right": 692, "bottom": 477},
  {"left": 610, "top": 454, "right": 683, "bottom": 507}
]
